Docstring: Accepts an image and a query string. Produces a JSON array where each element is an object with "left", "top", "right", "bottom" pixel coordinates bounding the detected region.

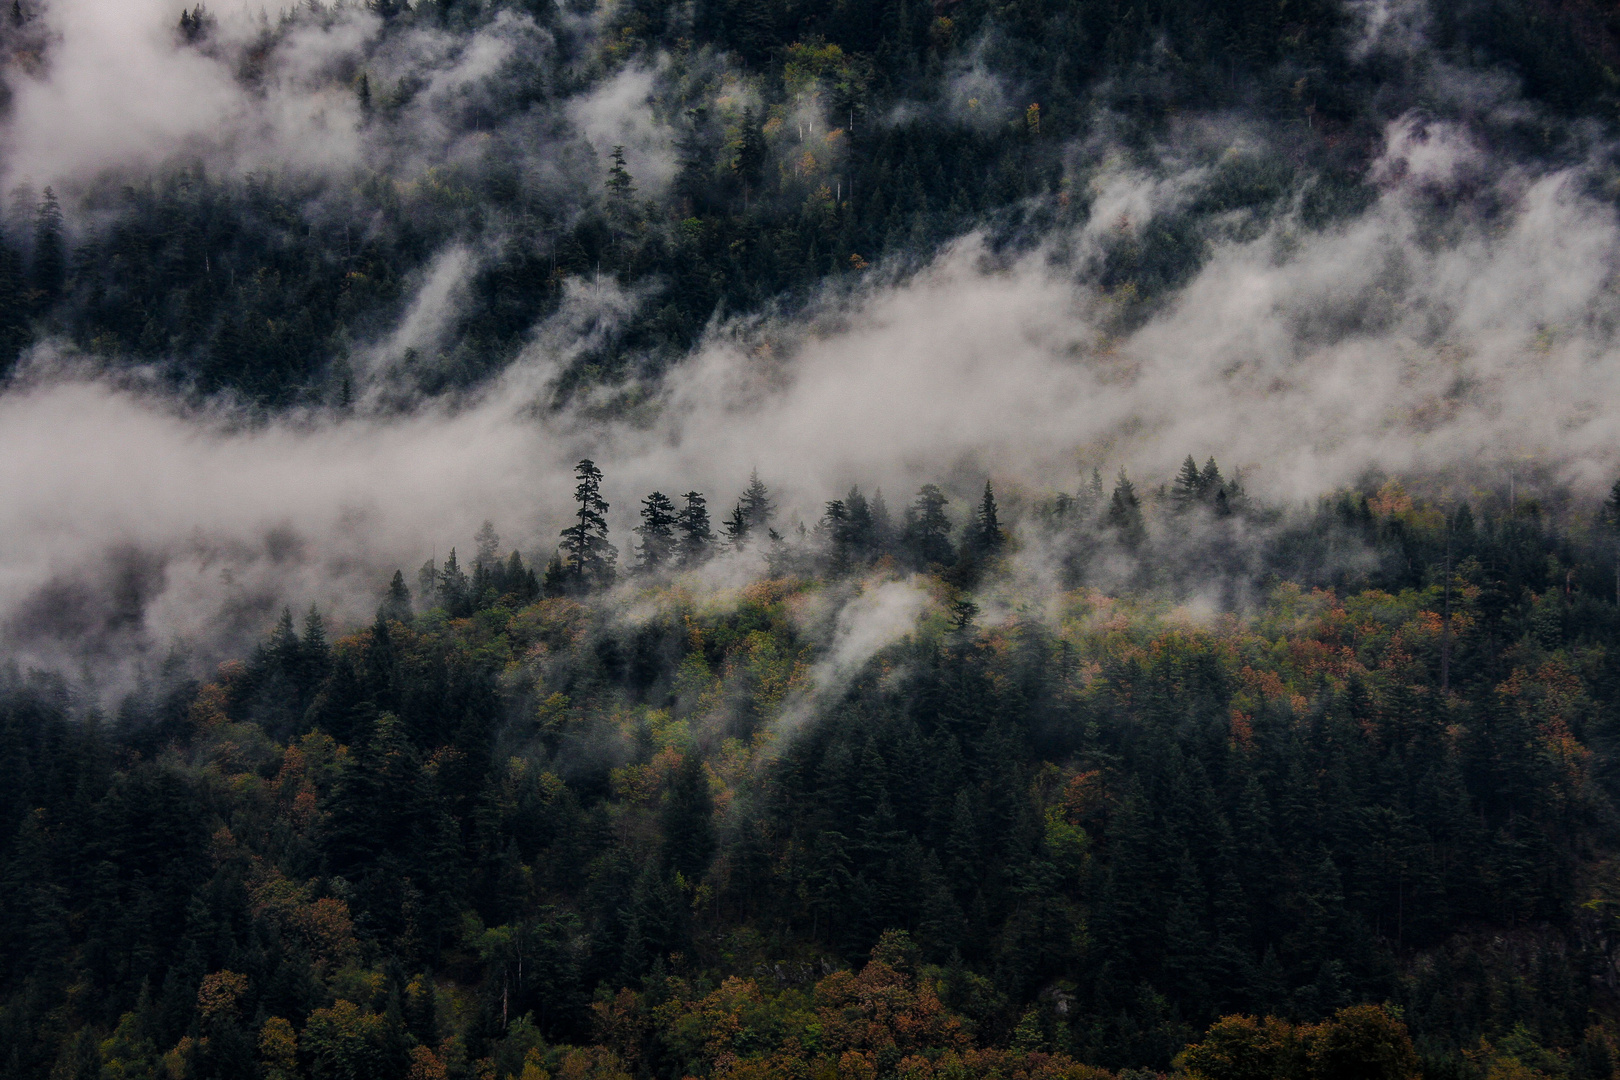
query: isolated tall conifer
[
  {"left": 560, "top": 458, "right": 616, "bottom": 589},
  {"left": 975, "top": 481, "right": 1003, "bottom": 552}
]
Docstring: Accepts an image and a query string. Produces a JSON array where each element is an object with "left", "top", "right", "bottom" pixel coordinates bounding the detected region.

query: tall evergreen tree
[
  {"left": 676, "top": 491, "right": 715, "bottom": 567},
  {"left": 903, "top": 484, "right": 954, "bottom": 569},
  {"left": 1107, "top": 469, "right": 1146, "bottom": 549},
  {"left": 975, "top": 481, "right": 1004, "bottom": 553},
  {"left": 381, "top": 570, "right": 412, "bottom": 621},
  {"left": 636, "top": 491, "right": 678, "bottom": 572},
  {"left": 1172, "top": 456, "right": 1203, "bottom": 511},
  {"left": 560, "top": 459, "right": 617, "bottom": 589},
  {"left": 742, "top": 471, "right": 773, "bottom": 528}
]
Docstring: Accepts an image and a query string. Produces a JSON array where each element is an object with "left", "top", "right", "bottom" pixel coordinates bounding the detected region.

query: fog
[{"left": 3, "top": 0, "right": 1620, "bottom": 689}]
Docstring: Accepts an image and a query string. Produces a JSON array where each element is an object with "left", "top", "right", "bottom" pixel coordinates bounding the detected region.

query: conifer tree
[
  {"left": 636, "top": 491, "right": 678, "bottom": 572},
  {"left": 1107, "top": 468, "right": 1146, "bottom": 549},
  {"left": 1080, "top": 467, "right": 1106, "bottom": 511},
  {"left": 29, "top": 187, "right": 64, "bottom": 303},
  {"left": 474, "top": 521, "right": 500, "bottom": 569},
  {"left": 975, "top": 481, "right": 1004, "bottom": 553},
  {"left": 741, "top": 471, "right": 774, "bottom": 530},
  {"left": 417, "top": 557, "right": 437, "bottom": 606},
  {"left": 903, "top": 484, "right": 954, "bottom": 569},
  {"left": 723, "top": 501, "right": 750, "bottom": 550},
  {"left": 1198, "top": 456, "right": 1225, "bottom": 499},
  {"left": 439, "top": 547, "right": 471, "bottom": 616},
  {"left": 606, "top": 147, "right": 637, "bottom": 255},
  {"left": 560, "top": 458, "right": 616, "bottom": 589},
  {"left": 734, "top": 107, "right": 768, "bottom": 207},
  {"left": 676, "top": 491, "right": 714, "bottom": 567},
  {"left": 301, "top": 605, "right": 329, "bottom": 682},
  {"left": 381, "top": 570, "right": 412, "bottom": 622},
  {"left": 1172, "top": 455, "right": 1202, "bottom": 511}
]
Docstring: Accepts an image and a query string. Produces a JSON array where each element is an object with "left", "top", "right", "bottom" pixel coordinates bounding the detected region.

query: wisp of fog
[{"left": 4, "top": 0, "right": 1620, "bottom": 689}]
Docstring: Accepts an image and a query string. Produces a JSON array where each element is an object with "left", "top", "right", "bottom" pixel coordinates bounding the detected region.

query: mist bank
[{"left": 4, "top": 106, "right": 1620, "bottom": 689}]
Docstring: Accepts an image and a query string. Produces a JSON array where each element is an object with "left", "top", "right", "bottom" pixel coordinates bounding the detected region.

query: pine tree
[
  {"left": 417, "top": 558, "right": 437, "bottom": 606},
  {"left": 975, "top": 481, "right": 1004, "bottom": 553},
  {"left": 741, "top": 471, "right": 774, "bottom": 530},
  {"left": 474, "top": 521, "right": 501, "bottom": 569},
  {"left": 636, "top": 491, "right": 678, "bottom": 572},
  {"left": 903, "top": 484, "right": 954, "bottom": 569},
  {"left": 676, "top": 491, "right": 714, "bottom": 567},
  {"left": 381, "top": 571, "right": 412, "bottom": 622},
  {"left": 439, "top": 547, "right": 471, "bottom": 616},
  {"left": 1081, "top": 467, "right": 1106, "bottom": 511},
  {"left": 1172, "top": 455, "right": 1202, "bottom": 511},
  {"left": 1107, "top": 469, "right": 1146, "bottom": 549},
  {"left": 820, "top": 499, "right": 851, "bottom": 571},
  {"left": 843, "top": 486, "right": 876, "bottom": 564},
  {"left": 560, "top": 459, "right": 616, "bottom": 589},
  {"left": 1198, "top": 456, "right": 1225, "bottom": 500},
  {"left": 301, "top": 606, "right": 329, "bottom": 694},
  {"left": 606, "top": 147, "right": 637, "bottom": 254},
  {"left": 723, "top": 501, "right": 750, "bottom": 550}
]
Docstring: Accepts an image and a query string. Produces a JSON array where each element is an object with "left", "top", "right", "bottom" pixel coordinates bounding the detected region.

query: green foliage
[
  {"left": 7, "top": 0, "right": 1612, "bottom": 402},
  {"left": 7, "top": 474, "right": 1620, "bottom": 1077}
]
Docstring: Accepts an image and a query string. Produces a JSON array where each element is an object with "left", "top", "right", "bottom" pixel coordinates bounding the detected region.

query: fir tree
[
  {"left": 903, "top": 483, "right": 954, "bottom": 569},
  {"left": 1107, "top": 468, "right": 1146, "bottom": 549},
  {"left": 676, "top": 491, "right": 714, "bottom": 567},
  {"left": 1172, "top": 455, "right": 1203, "bottom": 511},
  {"left": 560, "top": 458, "right": 616, "bottom": 589},
  {"left": 474, "top": 521, "right": 501, "bottom": 569},
  {"left": 381, "top": 570, "right": 412, "bottom": 622},
  {"left": 975, "top": 481, "right": 1004, "bottom": 553},
  {"left": 741, "top": 471, "right": 774, "bottom": 530},
  {"left": 636, "top": 491, "right": 678, "bottom": 572},
  {"left": 723, "top": 501, "right": 750, "bottom": 550}
]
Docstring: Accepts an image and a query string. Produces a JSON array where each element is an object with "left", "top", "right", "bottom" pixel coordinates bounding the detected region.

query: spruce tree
[
  {"left": 560, "top": 459, "right": 616, "bottom": 589},
  {"left": 903, "top": 484, "right": 954, "bottom": 569},
  {"left": 723, "top": 501, "right": 750, "bottom": 550},
  {"left": 740, "top": 470, "right": 774, "bottom": 530},
  {"left": 636, "top": 491, "right": 678, "bottom": 571},
  {"left": 1171, "top": 456, "right": 1202, "bottom": 511},
  {"left": 975, "top": 481, "right": 1004, "bottom": 553},
  {"left": 381, "top": 570, "right": 412, "bottom": 621},
  {"left": 1198, "top": 456, "right": 1225, "bottom": 500},
  {"left": 1107, "top": 469, "right": 1146, "bottom": 549},
  {"left": 676, "top": 491, "right": 714, "bottom": 567}
]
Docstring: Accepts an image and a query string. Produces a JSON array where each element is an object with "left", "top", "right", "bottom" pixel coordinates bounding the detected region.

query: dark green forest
[
  {"left": 0, "top": 0, "right": 1618, "bottom": 402},
  {"left": 8, "top": 0, "right": 1620, "bottom": 1076},
  {"left": 8, "top": 459, "right": 1620, "bottom": 1079}
]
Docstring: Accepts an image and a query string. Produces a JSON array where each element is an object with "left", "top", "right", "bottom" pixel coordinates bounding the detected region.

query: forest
[
  {"left": 0, "top": 0, "right": 1616, "bottom": 403},
  {"left": 6, "top": 457, "right": 1620, "bottom": 1079},
  {"left": 6, "top": 0, "right": 1620, "bottom": 1075}
]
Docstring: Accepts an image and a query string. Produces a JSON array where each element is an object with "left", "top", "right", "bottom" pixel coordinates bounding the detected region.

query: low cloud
[{"left": 5, "top": 109, "right": 1620, "bottom": 689}]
